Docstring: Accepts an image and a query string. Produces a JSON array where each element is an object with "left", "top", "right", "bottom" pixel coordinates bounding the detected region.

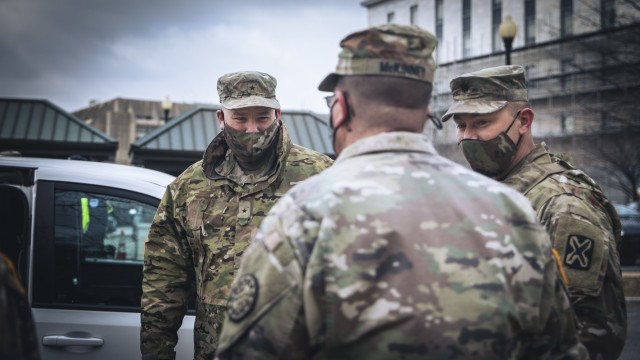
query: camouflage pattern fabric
[
  {"left": 0, "top": 252, "right": 40, "bottom": 360},
  {"left": 140, "top": 122, "right": 333, "bottom": 360},
  {"left": 458, "top": 110, "right": 521, "bottom": 177},
  {"left": 442, "top": 65, "right": 528, "bottom": 122},
  {"left": 223, "top": 119, "right": 280, "bottom": 164},
  {"left": 458, "top": 131, "right": 517, "bottom": 175},
  {"left": 216, "top": 132, "right": 588, "bottom": 359},
  {"left": 502, "top": 143, "right": 627, "bottom": 360},
  {"left": 217, "top": 71, "right": 280, "bottom": 110},
  {"left": 318, "top": 24, "right": 438, "bottom": 91}
]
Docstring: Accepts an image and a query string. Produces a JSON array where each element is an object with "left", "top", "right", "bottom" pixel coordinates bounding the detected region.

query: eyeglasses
[
  {"left": 324, "top": 94, "right": 337, "bottom": 108},
  {"left": 428, "top": 114, "right": 443, "bottom": 130},
  {"left": 324, "top": 92, "right": 355, "bottom": 118}
]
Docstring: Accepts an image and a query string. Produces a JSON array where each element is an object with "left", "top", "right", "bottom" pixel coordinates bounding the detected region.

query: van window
[{"left": 51, "top": 189, "right": 157, "bottom": 308}]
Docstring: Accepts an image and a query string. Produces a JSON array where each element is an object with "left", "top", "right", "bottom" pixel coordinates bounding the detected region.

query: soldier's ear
[
  {"left": 217, "top": 110, "right": 225, "bottom": 130},
  {"left": 518, "top": 108, "right": 534, "bottom": 134},
  {"left": 331, "top": 91, "right": 349, "bottom": 129}
]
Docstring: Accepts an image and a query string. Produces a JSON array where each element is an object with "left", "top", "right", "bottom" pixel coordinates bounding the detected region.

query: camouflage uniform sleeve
[
  {"left": 489, "top": 192, "right": 587, "bottom": 359},
  {"left": 141, "top": 184, "right": 195, "bottom": 360},
  {"left": 215, "top": 195, "right": 314, "bottom": 359},
  {"left": 527, "top": 245, "right": 589, "bottom": 360},
  {"left": 288, "top": 145, "right": 334, "bottom": 175},
  {"left": 539, "top": 194, "right": 626, "bottom": 359}
]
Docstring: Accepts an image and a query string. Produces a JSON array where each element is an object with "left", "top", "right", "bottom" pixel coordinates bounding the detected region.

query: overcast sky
[{"left": 0, "top": 0, "right": 368, "bottom": 114}]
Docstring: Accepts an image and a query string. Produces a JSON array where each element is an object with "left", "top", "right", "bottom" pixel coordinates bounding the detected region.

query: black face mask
[{"left": 458, "top": 110, "right": 522, "bottom": 178}]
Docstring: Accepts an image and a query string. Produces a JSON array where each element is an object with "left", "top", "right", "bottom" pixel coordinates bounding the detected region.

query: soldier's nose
[
  {"left": 463, "top": 128, "right": 478, "bottom": 140},
  {"left": 246, "top": 123, "right": 259, "bottom": 133}
]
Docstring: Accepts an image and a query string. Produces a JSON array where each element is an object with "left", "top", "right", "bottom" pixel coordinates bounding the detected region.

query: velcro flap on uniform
[
  {"left": 186, "top": 199, "right": 207, "bottom": 230},
  {"left": 552, "top": 215, "right": 608, "bottom": 296},
  {"left": 238, "top": 200, "right": 251, "bottom": 219}
]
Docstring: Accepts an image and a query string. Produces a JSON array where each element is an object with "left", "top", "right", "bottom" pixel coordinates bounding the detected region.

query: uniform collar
[
  {"left": 504, "top": 142, "right": 551, "bottom": 177},
  {"left": 335, "top": 131, "right": 438, "bottom": 165},
  {"left": 501, "top": 142, "right": 555, "bottom": 193}
]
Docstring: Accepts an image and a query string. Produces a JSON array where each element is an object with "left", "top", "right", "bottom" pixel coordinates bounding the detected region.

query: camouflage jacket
[
  {"left": 502, "top": 143, "right": 627, "bottom": 360},
  {"left": 0, "top": 253, "right": 40, "bottom": 360},
  {"left": 216, "top": 132, "right": 588, "bottom": 360},
  {"left": 141, "top": 122, "right": 333, "bottom": 360}
]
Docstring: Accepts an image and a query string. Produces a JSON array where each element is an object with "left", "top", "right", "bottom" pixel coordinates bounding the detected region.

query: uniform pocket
[
  {"left": 187, "top": 198, "right": 208, "bottom": 231},
  {"left": 196, "top": 196, "right": 236, "bottom": 305},
  {"left": 186, "top": 197, "right": 230, "bottom": 301},
  {"left": 187, "top": 198, "right": 226, "bottom": 234}
]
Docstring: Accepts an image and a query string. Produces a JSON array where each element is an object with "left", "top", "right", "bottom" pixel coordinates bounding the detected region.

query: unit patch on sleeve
[
  {"left": 551, "top": 214, "right": 607, "bottom": 295},
  {"left": 563, "top": 235, "right": 594, "bottom": 270},
  {"left": 227, "top": 274, "right": 259, "bottom": 322}
]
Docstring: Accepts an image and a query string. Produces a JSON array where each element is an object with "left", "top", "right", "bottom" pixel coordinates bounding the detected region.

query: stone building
[
  {"left": 73, "top": 98, "right": 201, "bottom": 165},
  {"left": 362, "top": 0, "right": 640, "bottom": 203}
]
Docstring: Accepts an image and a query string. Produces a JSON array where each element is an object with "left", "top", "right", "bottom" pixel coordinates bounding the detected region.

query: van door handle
[{"left": 42, "top": 335, "right": 104, "bottom": 347}]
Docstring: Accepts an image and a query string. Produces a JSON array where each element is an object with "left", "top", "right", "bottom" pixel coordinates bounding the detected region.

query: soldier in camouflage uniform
[
  {"left": 442, "top": 65, "right": 627, "bottom": 359},
  {"left": 215, "top": 25, "right": 588, "bottom": 359},
  {"left": 0, "top": 252, "right": 40, "bottom": 360},
  {"left": 140, "top": 71, "right": 333, "bottom": 360}
]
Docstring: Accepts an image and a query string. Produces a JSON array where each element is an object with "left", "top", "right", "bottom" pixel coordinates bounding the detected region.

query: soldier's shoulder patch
[
  {"left": 227, "top": 274, "right": 259, "bottom": 323},
  {"left": 563, "top": 235, "right": 594, "bottom": 270},
  {"left": 551, "top": 214, "right": 608, "bottom": 295}
]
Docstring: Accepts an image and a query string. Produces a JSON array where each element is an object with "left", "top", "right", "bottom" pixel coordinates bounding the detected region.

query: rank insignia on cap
[
  {"left": 564, "top": 235, "right": 594, "bottom": 270},
  {"left": 227, "top": 274, "right": 259, "bottom": 322}
]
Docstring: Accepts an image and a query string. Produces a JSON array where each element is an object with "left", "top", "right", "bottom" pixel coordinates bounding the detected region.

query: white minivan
[{"left": 0, "top": 157, "right": 195, "bottom": 359}]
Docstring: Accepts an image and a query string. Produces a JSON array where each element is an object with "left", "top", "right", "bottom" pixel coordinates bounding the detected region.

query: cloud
[{"left": 0, "top": 0, "right": 366, "bottom": 112}]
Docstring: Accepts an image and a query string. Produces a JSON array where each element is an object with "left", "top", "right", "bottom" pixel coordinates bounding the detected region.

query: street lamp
[
  {"left": 498, "top": 16, "right": 517, "bottom": 65},
  {"left": 161, "top": 96, "right": 172, "bottom": 123}
]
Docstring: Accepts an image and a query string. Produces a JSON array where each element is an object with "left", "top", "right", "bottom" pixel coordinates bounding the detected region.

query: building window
[
  {"left": 525, "top": 0, "right": 536, "bottom": 45},
  {"left": 601, "top": 0, "right": 615, "bottom": 29},
  {"left": 462, "top": 0, "right": 472, "bottom": 58},
  {"left": 136, "top": 125, "right": 160, "bottom": 140},
  {"left": 492, "top": 0, "right": 503, "bottom": 52},
  {"left": 435, "top": 0, "right": 443, "bottom": 61},
  {"left": 410, "top": 5, "right": 418, "bottom": 25},
  {"left": 560, "top": 58, "right": 573, "bottom": 90},
  {"left": 561, "top": 0, "right": 573, "bottom": 36},
  {"left": 561, "top": 114, "right": 575, "bottom": 133},
  {"left": 524, "top": 64, "right": 537, "bottom": 89},
  {"left": 387, "top": 11, "right": 395, "bottom": 23},
  {"left": 47, "top": 189, "right": 159, "bottom": 309}
]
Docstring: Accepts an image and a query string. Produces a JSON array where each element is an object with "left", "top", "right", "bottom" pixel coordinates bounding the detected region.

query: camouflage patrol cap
[
  {"left": 442, "top": 65, "right": 528, "bottom": 122},
  {"left": 217, "top": 71, "right": 281, "bottom": 110},
  {"left": 318, "top": 24, "right": 438, "bottom": 91}
]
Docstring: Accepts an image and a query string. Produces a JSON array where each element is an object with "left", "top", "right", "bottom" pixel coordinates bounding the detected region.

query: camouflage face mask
[
  {"left": 223, "top": 119, "right": 280, "bottom": 163},
  {"left": 459, "top": 110, "right": 521, "bottom": 178}
]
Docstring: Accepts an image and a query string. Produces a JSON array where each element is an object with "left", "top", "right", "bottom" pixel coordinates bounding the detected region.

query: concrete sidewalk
[{"left": 619, "top": 298, "right": 639, "bottom": 360}]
